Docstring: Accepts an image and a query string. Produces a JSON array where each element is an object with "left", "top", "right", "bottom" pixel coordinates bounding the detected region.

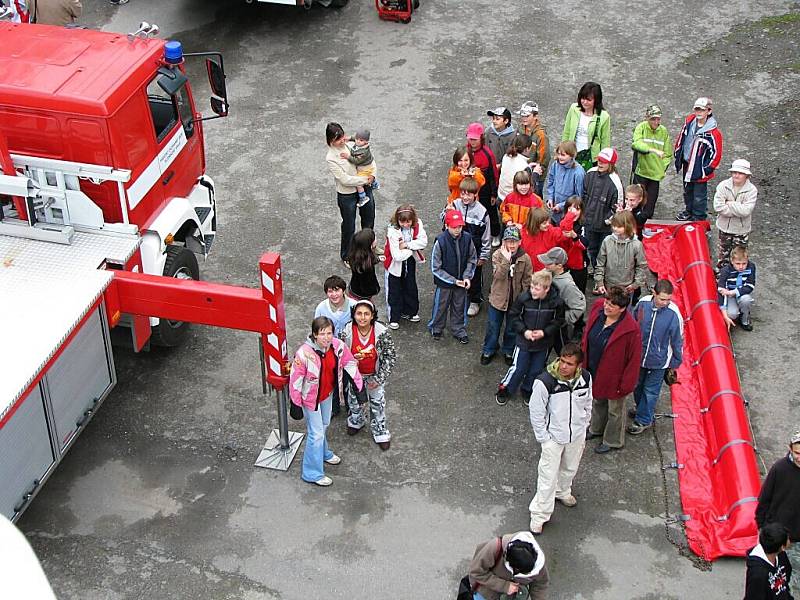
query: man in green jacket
[{"left": 630, "top": 104, "right": 672, "bottom": 221}]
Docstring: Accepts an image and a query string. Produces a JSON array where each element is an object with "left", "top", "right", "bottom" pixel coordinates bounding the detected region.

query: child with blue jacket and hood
[{"left": 545, "top": 140, "right": 585, "bottom": 224}]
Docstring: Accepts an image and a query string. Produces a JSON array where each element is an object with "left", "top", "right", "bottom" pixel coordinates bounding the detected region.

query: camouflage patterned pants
[{"left": 717, "top": 231, "right": 749, "bottom": 268}]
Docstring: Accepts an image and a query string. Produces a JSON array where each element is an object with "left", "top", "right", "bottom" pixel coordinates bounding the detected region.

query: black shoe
[
  {"left": 431, "top": 331, "right": 442, "bottom": 340},
  {"left": 675, "top": 211, "right": 691, "bottom": 221},
  {"left": 595, "top": 443, "right": 614, "bottom": 454},
  {"left": 740, "top": 321, "right": 753, "bottom": 331},
  {"left": 503, "top": 354, "right": 514, "bottom": 366},
  {"left": 522, "top": 392, "right": 531, "bottom": 407},
  {"left": 456, "top": 335, "right": 469, "bottom": 344},
  {"left": 586, "top": 431, "right": 602, "bottom": 441},
  {"left": 480, "top": 354, "right": 494, "bottom": 365},
  {"left": 627, "top": 408, "right": 637, "bottom": 419},
  {"left": 495, "top": 389, "right": 508, "bottom": 406}
]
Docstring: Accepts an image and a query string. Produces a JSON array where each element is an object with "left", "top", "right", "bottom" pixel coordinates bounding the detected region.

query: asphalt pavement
[{"left": 18, "top": 0, "right": 800, "bottom": 598}]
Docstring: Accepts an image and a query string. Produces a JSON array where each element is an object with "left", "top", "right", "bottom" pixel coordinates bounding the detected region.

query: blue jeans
[
  {"left": 682, "top": 180, "right": 708, "bottom": 221},
  {"left": 301, "top": 394, "right": 335, "bottom": 483},
  {"left": 633, "top": 367, "right": 665, "bottom": 426},
  {"left": 337, "top": 189, "right": 375, "bottom": 260},
  {"left": 499, "top": 346, "right": 548, "bottom": 396},
  {"left": 481, "top": 305, "right": 516, "bottom": 357}
]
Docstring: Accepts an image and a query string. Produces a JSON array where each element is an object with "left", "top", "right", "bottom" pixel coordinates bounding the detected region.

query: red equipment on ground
[
  {"left": 375, "top": 0, "right": 413, "bottom": 23},
  {"left": 643, "top": 221, "right": 760, "bottom": 560}
]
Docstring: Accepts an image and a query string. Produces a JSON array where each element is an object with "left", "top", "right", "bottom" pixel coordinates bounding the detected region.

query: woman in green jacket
[{"left": 561, "top": 82, "right": 611, "bottom": 170}]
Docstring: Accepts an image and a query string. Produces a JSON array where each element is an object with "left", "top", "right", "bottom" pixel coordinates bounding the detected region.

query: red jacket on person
[
  {"left": 521, "top": 211, "right": 576, "bottom": 271},
  {"left": 581, "top": 298, "right": 642, "bottom": 399}
]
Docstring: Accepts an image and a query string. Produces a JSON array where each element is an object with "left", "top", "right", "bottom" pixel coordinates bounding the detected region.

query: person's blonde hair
[
  {"left": 555, "top": 140, "right": 577, "bottom": 158},
  {"left": 524, "top": 207, "right": 551, "bottom": 237},
  {"left": 730, "top": 246, "right": 749, "bottom": 261},
  {"left": 530, "top": 269, "right": 553, "bottom": 287},
  {"left": 610, "top": 210, "right": 636, "bottom": 238}
]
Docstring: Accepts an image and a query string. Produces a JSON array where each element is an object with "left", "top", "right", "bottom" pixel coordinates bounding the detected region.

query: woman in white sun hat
[{"left": 712, "top": 159, "right": 757, "bottom": 269}]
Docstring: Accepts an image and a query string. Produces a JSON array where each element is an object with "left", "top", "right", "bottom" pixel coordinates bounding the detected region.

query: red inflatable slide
[{"left": 642, "top": 221, "right": 759, "bottom": 560}]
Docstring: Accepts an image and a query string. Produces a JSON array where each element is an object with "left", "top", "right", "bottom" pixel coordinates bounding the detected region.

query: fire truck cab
[{"left": 0, "top": 22, "right": 229, "bottom": 346}]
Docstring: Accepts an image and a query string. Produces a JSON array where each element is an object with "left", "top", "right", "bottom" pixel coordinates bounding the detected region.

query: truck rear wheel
[
  {"left": 150, "top": 246, "right": 200, "bottom": 347},
  {"left": 329, "top": 0, "right": 349, "bottom": 7}
]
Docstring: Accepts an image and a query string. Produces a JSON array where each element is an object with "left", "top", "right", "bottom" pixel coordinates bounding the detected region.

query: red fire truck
[{"left": 0, "top": 23, "right": 298, "bottom": 522}]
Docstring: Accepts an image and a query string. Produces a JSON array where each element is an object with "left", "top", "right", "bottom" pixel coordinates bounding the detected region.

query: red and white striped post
[{"left": 255, "top": 253, "right": 303, "bottom": 470}]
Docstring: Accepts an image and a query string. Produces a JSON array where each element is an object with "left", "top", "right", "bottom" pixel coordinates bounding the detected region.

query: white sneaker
[
  {"left": 530, "top": 520, "right": 543, "bottom": 534},
  {"left": 467, "top": 302, "right": 480, "bottom": 317},
  {"left": 324, "top": 454, "right": 341, "bottom": 465},
  {"left": 557, "top": 494, "right": 577, "bottom": 507},
  {"left": 409, "top": 314, "right": 421, "bottom": 322},
  {"left": 388, "top": 322, "right": 400, "bottom": 330},
  {"left": 491, "top": 236, "right": 501, "bottom": 248},
  {"left": 314, "top": 476, "right": 333, "bottom": 486}
]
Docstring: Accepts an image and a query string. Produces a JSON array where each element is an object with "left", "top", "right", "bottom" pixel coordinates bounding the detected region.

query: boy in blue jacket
[
  {"left": 545, "top": 140, "right": 585, "bottom": 225},
  {"left": 442, "top": 177, "right": 491, "bottom": 317},
  {"left": 429, "top": 210, "right": 477, "bottom": 343},
  {"left": 628, "top": 279, "right": 683, "bottom": 434},
  {"left": 717, "top": 246, "right": 756, "bottom": 331}
]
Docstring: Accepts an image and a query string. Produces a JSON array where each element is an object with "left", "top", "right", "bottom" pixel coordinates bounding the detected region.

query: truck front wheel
[
  {"left": 329, "top": 0, "right": 349, "bottom": 7},
  {"left": 150, "top": 246, "right": 200, "bottom": 347}
]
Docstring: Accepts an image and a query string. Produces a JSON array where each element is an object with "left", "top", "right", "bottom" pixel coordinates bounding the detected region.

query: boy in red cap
[{"left": 429, "top": 210, "right": 477, "bottom": 343}]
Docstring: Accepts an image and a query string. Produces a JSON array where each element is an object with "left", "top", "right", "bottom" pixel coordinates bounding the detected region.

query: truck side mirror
[
  {"left": 206, "top": 59, "right": 227, "bottom": 102},
  {"left": 210, "top": 97, "right": 228, "bottom": 118}
]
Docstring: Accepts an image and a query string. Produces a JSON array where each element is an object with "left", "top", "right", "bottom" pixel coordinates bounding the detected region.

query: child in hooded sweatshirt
[
  {"left": 594, "top": 210, "right": 648, "bottom": 299},
  {"left": 500, "top": 170, "right": 544, "bottom": 232},
  {"left": 545, "top": 141, "right": 585, "bottom": 225},
  {"left": 384, "top": 204, "right": 428, "bottom": 329},
  {"left": 583, "top": 147, "right": 620, "bottom": 268},
  {"left": 485, "top": 106, "right": 516, "bottom": 169},
  {"left": 443, "top": 177, "right": 491, "bottom": 317},
  {"left": 744, "top": 522, "right": 794, "bottom": 600},
  {"left": 467, "top": 531, "right": 549, "bottom": 600}
]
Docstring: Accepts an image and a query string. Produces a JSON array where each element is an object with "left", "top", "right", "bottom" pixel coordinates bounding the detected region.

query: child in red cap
[{"left": 428, "top": 210, "right": 477, "bottom": 343}]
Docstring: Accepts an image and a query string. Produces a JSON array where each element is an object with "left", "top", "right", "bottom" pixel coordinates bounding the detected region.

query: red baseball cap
[
  {"left": 596, "top": 147, "right": 618, "bottom": 165},
  {"left": 444, "top": 210, "right": 465, "bottom": 228}
]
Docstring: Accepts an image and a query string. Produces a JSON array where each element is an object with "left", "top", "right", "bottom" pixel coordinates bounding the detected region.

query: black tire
[
  {"left": 329, "top": 0, "right": 349, "bottom": 7},
  {"left": 150, "top": 246, "right": 200, "bottom": 347},
  {"left": 413, "top": 0, "right": 419, "bottom": 8}
]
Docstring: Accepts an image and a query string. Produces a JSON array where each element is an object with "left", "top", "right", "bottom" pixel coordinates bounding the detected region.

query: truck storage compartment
[
  {"left": 44, "top": 306, "right": 114, "bottom": 452},
  {"left": 0, "top": 386, "right": 56, "bottom": 520}
]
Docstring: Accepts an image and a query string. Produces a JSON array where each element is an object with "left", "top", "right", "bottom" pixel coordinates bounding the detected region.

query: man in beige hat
[{"left": 712, "top": 158, "right": 757, "bottom": 268}]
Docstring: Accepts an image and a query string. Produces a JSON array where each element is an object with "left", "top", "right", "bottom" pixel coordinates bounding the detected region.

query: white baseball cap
[{"left": 729, "top": 159, "right": 752, "bottom": 175}]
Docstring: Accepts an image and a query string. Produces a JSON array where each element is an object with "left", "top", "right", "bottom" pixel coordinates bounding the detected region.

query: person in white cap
[
  {"left": 673, "top": 96, "right": 723, "bottom": 221},
  {"left": 517, "top": 101, "right": 550, "bottom": 195},
  {"left": 713, "top": 159, "right": 758, "bottom": 269}
]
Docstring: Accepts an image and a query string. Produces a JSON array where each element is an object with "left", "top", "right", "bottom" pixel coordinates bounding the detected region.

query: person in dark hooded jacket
[
  {"left": 496, "top": 270, "right": 565, "bottom": 405},
  {"left": 744, "top": 522, "right": 794, "bottom": 600},
  {"left": 467, "top": 531, "right": 549, "bottom": 600}
]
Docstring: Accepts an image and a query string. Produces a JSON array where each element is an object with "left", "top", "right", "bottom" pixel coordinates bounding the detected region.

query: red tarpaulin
[{"left": 642, "top": 221, "right": 759, "bottom": 560}]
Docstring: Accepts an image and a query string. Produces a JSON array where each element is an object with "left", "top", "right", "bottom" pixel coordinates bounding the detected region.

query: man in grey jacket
[{"left": 528, "top": 343, "right": 593, "bottom": 534}]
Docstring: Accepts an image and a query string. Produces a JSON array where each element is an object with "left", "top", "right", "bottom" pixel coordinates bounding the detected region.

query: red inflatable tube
[{"left": 642, "top": 222, "right": 759, "bottom": 560}]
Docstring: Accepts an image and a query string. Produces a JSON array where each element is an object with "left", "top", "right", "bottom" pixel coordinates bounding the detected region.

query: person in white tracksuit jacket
[{"left": 527, "top": 343, "right": 593, "bottom": 534}]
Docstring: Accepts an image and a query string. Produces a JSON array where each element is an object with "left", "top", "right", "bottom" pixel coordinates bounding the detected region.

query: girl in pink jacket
[{"left": 289, "top": 317, "right": 363, "bottom": 487}]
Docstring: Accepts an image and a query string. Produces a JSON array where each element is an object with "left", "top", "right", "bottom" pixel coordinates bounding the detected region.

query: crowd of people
[{"left": 288, "top": 82, "right": 796, "bottom": 598}]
